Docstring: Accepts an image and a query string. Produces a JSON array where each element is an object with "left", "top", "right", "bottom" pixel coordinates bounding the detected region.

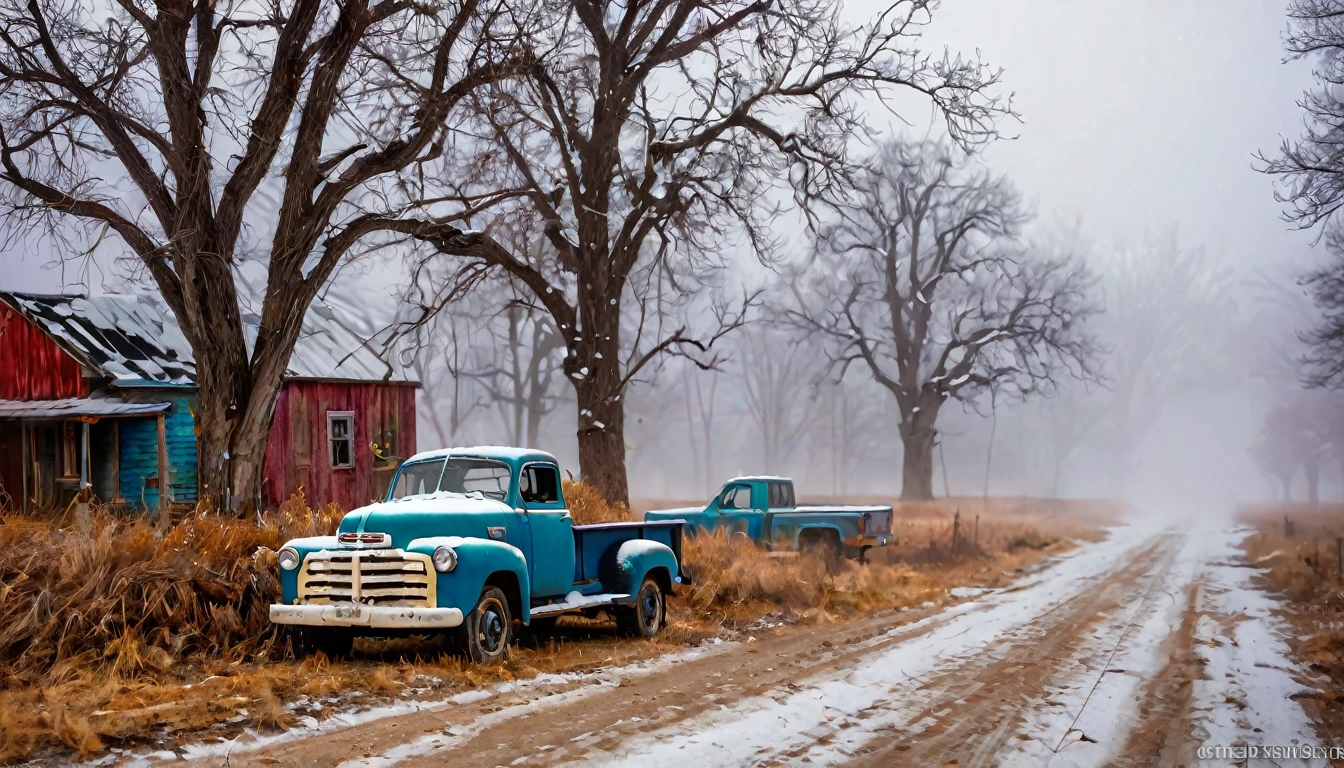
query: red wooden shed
[{"left": 0, "top": 292, "right": 417, "bottom": 513}]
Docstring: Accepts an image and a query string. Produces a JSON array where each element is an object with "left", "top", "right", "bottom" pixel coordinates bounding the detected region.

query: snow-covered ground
[{"left": 1189, "top": 526, "right": 1324, "bottom": 764}]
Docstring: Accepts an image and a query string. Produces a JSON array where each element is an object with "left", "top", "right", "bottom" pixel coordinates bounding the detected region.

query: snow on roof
[
  {"left": 0, "top": 291, "right": 414, "bottom": 386},
  {"left": 407, "top": 446, "right": 560, "bottom": 464},
  {"left": 0, "top": 393, "right": 172, "bottom": 419}
]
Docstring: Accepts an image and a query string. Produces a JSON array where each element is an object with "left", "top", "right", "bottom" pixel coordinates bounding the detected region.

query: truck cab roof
[{"left": 406, "top": 445, "right": 560, "bottom": 469}]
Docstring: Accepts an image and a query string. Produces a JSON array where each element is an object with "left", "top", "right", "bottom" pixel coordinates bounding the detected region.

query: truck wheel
[
  {"left": 616, "top": 577, "right": 664, "bottom": 639},
  {"left": 290, "top": 626, "right": 354, "bottom": 660},
  {"left": 457, "top": 586, "right": 512, "bottom": 665}
]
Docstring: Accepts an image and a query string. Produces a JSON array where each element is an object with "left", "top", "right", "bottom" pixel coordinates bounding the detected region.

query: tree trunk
[
  {"left": 901, "top": 430, "right": 936, "bottom": 500},
  {"left": 1305, "top": 457, "right": 1321, "bottom": 506},
  {"left": 569, "top": 298, "right": 629, "bottom": 505},
  {"left": 574, "top": 378, "right": 629, "bottom": 505}
]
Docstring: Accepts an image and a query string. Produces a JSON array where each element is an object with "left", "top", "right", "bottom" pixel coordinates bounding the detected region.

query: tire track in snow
[{"left": 555, "top": 523, "right": 1174, "bottom": 768}]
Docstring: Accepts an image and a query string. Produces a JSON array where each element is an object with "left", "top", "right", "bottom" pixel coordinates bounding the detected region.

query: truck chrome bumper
[{"left": 270, "top": 603, "right": 464, "bottom": 629}]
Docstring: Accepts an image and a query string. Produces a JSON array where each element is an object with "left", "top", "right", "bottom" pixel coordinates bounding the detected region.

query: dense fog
[{"left": 4, "top": 0, "right": 1336, "bottom": 509}]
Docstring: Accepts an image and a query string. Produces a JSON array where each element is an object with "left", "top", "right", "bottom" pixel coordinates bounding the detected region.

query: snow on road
[
  {"left": 1190, "top": 525, "right": 1323, "bottom": 762},
  {"left": 560, "top": 522, "right": 1171, "bottom": 768}
]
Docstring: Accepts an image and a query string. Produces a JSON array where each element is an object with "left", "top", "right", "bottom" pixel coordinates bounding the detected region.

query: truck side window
[
  {"left": 521, "top": 465, "right": 561, "bottom": 505},
  {"left": 768, "top": 483, "right": 782, "bottom": 507},
  {"left": 720, "top": 484, "right": 751, "bottom": 510}
]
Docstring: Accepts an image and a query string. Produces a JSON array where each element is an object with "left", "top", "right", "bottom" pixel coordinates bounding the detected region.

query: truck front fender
[
  {"left": 407, "top": 536, "right": 532, "bottom": 623},
  {"left": 601, "top": 539, "right": 680, "bottom": 604}
]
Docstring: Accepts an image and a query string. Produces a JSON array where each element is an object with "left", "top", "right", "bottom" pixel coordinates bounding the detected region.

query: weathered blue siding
[{"left": 117, "top": 395, "right": 198, "bottom": 510}]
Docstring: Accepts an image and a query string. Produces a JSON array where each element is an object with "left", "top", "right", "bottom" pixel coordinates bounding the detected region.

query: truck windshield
[
  {"left": 391, "top": 459, "right": 445, "bottom": 499},
  {"left": 390, "top": 457, "right": 513, "bottom": 502}
]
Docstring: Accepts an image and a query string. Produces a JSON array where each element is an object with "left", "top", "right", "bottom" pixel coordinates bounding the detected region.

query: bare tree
[
  {"left": 783, "top": 139, "right": 1098, "bottom": 500},
  {"left": 1259, "top": 0, "right": 1344, "bottom": 391},
  {"left": 1089, "top": 232, "right": 1234, "bottom": 490},
  {"left": 683, "top": 363, "right": 720, "bottom": 493},
  {"left": 1252, "top": 393, "right": 1340, "bottom": 504},
  {"left": 395, "top": 0, "right": 1011, "bottom": 504},
  {"left": 473, "top": 302, "right": 565, "bottom": 447},
  {"left": 0, "top": 0, "right": 524, "bottom": 511},
  {"left": 411, "top": 313, "right": 490, "bottom": 448},
  {"left": 737, "top": 326, "right": 815, "bottom": 471}
]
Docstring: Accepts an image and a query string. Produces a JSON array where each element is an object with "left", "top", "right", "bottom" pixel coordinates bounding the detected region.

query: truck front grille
[{"left": 297, "top": 549, "right": 435, "bottom": 607}]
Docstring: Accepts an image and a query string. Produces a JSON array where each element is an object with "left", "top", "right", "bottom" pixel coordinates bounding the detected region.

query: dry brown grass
[
  {"left": 0, "top": 491, "right": 343, "bottom": 688},
  {"left": 1238, "top": 504, "right": 1344, "bottom": 605},
  {"left": 564, "top": 480, "right": 635, "bottom": 525},
  {"left": 678, "top": 497, "right": 1109, "bottom": 627}
]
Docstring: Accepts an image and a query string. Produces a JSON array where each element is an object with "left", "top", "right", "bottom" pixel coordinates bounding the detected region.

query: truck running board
[{"left": 530, "top": 592, "right": 630, "bottom": 616}]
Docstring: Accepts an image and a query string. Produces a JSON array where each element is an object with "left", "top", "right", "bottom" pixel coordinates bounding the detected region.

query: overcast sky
[{"left": 1, "top": 1, "right": 1324, "bottom": 504}]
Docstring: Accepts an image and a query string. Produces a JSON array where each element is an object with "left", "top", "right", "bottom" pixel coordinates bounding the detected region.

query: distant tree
[
  {"left": 737, "top": 327, "right": 815, "bottom": 471},
  {"left": 682, "top": 364, "right": 721, "bottom": 493},
  {"left": 472, "top": 303, "right": 565, "bottom": 448},
  {"left": 783, "top": 139, "right": 1099, "bottom": 500},
  {"left": 0, "top": 0, "right": 524, "bottom": 512},
  {"left": 395, "top": 0, "right": 1011, "bottom": 505},
  {"left": 1089, "top": 233, "right": 1235, "bottom": 490},
  {"left": 1251, "top": 393, "right": 1339, "bottom": 504}
]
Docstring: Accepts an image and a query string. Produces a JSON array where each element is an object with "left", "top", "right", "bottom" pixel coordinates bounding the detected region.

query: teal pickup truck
[
  {"left": 270, "top": 447, "right": 689, "bottom": 664},
  {"left": 645, "top": 477, "right": 893, "bottom": 562}
]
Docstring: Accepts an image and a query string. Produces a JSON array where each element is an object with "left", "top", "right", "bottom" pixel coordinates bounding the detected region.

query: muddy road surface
[{"left": 176, "top": 523, "right": 1326, "bottom": 768}]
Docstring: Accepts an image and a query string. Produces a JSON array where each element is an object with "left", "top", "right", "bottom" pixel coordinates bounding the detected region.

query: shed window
[{"left": 327, "top": 412, "right": 355, "bottom": 469}]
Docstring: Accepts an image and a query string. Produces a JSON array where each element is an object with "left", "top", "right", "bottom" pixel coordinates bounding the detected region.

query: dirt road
[{"left": 175, "top": 522, "right": 1328, "bottom": 768}]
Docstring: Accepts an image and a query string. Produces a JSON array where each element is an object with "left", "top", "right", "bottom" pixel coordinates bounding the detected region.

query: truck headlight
[
  {"left": 432, "top": 546, "right": 458, "bottom": 573},
  {"left": 278, "top": 547, "right": 301, "bottom": 571}
]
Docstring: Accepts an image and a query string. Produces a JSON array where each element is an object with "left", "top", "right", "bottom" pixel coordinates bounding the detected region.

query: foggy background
[{"left": 2, "top": 0, "right": 1325, "bottom": 507}]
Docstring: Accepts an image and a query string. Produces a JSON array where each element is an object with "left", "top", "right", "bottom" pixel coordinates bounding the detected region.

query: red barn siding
[
  {"left": 0, "top": 304, "right": 89, "bottom": 400},
  {"left": 262, "top": 381, "right": 417, "bottom": 511}
]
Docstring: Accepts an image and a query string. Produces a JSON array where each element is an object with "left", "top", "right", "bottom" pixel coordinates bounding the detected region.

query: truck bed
[{"left": 571, "top": 519, "right": 687, "bottom": 584}]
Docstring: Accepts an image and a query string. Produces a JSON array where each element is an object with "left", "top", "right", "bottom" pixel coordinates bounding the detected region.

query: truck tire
[
  {"left": 616, "top": 577, "right": 664, "bottom": 639},
  {"left": 290, "top": 626, "right": 354, "bottom": 660},
  {"left": 456, "top": 586, "right": 512, "bottom": 665}
]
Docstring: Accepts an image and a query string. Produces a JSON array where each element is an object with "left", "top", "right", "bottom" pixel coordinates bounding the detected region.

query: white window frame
[{"left": 327, "top": 411, "right": 355, "bottom": 469}]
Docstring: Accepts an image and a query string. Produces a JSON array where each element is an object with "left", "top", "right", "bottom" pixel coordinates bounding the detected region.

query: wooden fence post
[
  {"left": 974, "top": 514, "right": 980, "bottom": 552},
  {"left": 952, "top": 510, "right": 961, "bottom": 555}
]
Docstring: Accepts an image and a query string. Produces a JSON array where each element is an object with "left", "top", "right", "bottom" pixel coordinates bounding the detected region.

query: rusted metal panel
[
  {"left": 0, "top": 304, "right": 89, "bottom": 401},
  {"left": 263, "top": 381, "right": 416, "bottom": 511}
]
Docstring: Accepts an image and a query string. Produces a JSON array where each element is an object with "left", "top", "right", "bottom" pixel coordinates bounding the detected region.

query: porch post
[
  {"left": 157, "top": 412, "right": 169, "bottom": 518},
  {"left": 19, "top": 421, "right": 28, "bottom": 515},
  {"left": 76, "top": 419, "right": 91, "bottom": 532},
  {"left": 80, "top": 421, "right": 89, "bottom": 489}
]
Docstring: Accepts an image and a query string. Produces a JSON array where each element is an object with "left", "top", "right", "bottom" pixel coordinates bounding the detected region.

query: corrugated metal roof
[
  {"left": 0, "top": 292, "right": 414, "bottom": 386},
  {"left": 0, "top": 395, "right": 171, "bottom": 419}
]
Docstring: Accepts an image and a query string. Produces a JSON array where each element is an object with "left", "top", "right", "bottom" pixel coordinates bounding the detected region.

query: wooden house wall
[
  {"left": 118, "top": 394, "right": 198, "bottom": 510},
  {"left": 0, "top": 304, "right": 88, "bottom": 400},
  {"left": 263, "top": 381, "right": 416, "bottom": 511}
]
